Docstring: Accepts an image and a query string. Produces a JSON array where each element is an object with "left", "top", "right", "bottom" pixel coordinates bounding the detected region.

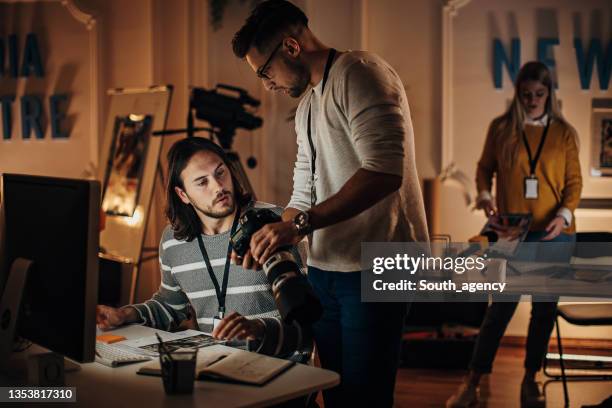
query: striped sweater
[{"left": 128, "top": 202, "right": 311, "bottom": 358}]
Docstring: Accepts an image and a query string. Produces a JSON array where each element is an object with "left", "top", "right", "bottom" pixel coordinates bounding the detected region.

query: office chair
[{"left": 543, "top": 232, "right": 612, "bottom": 408}]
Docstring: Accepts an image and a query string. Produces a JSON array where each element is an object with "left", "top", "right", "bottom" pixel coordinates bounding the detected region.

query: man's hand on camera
[
  {"left": 231, "top": 249, "right": 262, "bottom": 270},
  {"left": 212, "top": 311, "right": 265, "bottom": 341},
  {"left": 250, "top": 221, "right": 301, "bottom": 264}
]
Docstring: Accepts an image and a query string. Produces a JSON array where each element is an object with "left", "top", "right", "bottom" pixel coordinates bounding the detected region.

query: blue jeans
[
  {"left": 469, "top": 231, "right": 576, "bottom": 374},
  {"left": 307, "top": 266, "right": 408, "bottom": 408}
]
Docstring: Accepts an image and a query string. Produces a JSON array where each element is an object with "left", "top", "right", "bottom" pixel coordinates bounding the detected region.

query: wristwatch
[{"left": 293, "top": 210, "right": 313, "bottom": 236}]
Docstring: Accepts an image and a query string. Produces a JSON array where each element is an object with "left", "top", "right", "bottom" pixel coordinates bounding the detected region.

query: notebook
[{"left": 137, "top": 344, "right": 294, "bottom": 385}]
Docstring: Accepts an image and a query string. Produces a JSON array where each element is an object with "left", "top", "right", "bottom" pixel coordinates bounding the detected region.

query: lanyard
[
  {"left": 306, "top": 48, "right": 337, "bottom": 206},
  {"left": 521, "top": 117, "right": 550, "bottom": 176},
  {"left": 195, "top": 206, "right": 240, "bottom": 317}
]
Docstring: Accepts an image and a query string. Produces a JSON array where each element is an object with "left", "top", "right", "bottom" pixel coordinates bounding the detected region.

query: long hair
[
  {"left": 495, "top": 61, "right": 575, "bottom": 168},
  {"left": 165, "top": 137, "right": 252, "bottom": 241}
]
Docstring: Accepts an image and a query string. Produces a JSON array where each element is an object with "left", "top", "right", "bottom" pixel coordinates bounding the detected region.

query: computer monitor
[{"left": 0, "top": 174, "right": 99, "bottom": 364}]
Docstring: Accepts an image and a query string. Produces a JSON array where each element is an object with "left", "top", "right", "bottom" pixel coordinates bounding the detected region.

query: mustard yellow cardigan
[{"left": 476, "top": 118, "right": 582, "bottom": 233}]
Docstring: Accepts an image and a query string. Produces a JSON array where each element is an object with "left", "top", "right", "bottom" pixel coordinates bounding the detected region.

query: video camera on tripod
[{"left": 191, "top": 84, "right": 262, "bottom": 149}]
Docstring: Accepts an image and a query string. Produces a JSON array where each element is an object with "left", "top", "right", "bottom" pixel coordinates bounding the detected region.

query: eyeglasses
[{"left": 256, "top": 41, "right": 283, "bottom": 80}]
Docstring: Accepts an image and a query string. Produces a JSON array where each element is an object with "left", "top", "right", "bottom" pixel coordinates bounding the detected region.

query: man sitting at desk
[{"left": 96, "top": 137, "right": 310, "bottom": 359}]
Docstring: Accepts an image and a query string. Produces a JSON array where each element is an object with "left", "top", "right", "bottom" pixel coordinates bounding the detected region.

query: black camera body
[
  {"left": 230, "top": 208, "right": 323, "bottom": 326},
  {"left": 231, "top": 209, "right": 281, "bottom": 257}
]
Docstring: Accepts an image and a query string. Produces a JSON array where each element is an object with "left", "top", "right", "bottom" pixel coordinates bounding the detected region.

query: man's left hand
[
  {"left": 542, "top": 216, "right": 565, "bottom": 241},
  {"left": 250, "top": 221, "right": 301, "bottom": 264},
  {"left": 231, "top": 249, "right": 262, "bottom": 270},
  {"left": 212, "top": 311, "right": 264, "bottom": 341}
]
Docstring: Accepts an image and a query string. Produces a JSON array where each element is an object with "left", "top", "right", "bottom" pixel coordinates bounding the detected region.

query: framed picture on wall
[
  {"left": 591, "top": 105, "right": 612, "bottom": 177},
  {"left": 102, "top": 114, "right": 153, "bottom": 217},
  {"left": 98, "top": 86, "right": 172, "bottom": 265},
  {"left": 598, "top": 117, "right": 612, "bottom": 169}
]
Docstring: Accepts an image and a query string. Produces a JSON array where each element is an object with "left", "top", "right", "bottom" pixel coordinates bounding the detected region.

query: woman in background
[{"left": 446, "top": 61, "right": 582, "bottom": 408}]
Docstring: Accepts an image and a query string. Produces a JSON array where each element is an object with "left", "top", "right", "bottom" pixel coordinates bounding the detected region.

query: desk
[
  {"left": 13, "top": 325, "right": 339, "bottom": 408},
  {"left": 462, "top": 261, "right": 612, "bottom": 299}
]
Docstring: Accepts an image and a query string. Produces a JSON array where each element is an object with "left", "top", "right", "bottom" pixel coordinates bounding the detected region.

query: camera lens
[{"left": 230, "top": 208, "right": 323, "bottom": 326}]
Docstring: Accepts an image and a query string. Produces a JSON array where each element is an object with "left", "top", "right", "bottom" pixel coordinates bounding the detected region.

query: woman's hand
[
  {"left": 542, "top": 216, "right": 566, "bottom": 241},
  {"left": 212, "top": 311, "right": 265, "bottom": 341},
  {"left": 476, "top": 198, "right": 497, "bottom": 218}
]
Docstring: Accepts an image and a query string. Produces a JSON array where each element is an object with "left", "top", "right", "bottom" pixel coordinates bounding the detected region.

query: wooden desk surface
[
  {"left": 464, "top": 262, "right": 612, "bottom": 299},
  {"left": 12, "top": 325, "right": 339, "bottom": 408}
]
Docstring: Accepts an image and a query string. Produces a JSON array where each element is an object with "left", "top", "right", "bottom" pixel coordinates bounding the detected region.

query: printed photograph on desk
[
  {"left": 139, "top": 334, "right": 223, "bottom": 354},
  {"left": 481, "top": 213, "right": 532, "bottom": 257}
]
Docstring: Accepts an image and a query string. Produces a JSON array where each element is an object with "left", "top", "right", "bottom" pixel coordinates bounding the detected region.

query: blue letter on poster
[
  {"left": 20, "top": 33, "right": 44, "bottom": 77},
  {"left": 1, "top": 95, "right": 15, "bottom": 139},
  {"left": 9, "top": 34, "right": 18, "bottom": 78},
  {"left": 493, "top": 38, "right": 521, "bottom": 89},
  {"left": 574, "top": 39, "right": 611, "bottom": 90},
  {"left": 50, "top": 94, "right": 68, "bottom": 138},
  {"left": 21, "top": 95, "right": 44, "bottom": 139},
  {"left": 537, "top": 38, "right": 559, "bottom": 88}
]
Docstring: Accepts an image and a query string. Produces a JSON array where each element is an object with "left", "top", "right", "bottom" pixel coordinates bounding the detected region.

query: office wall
[
  {"left": 363, "top": 0, "right": 442, "bottom": 181},
  {"left": 0, "top": 0, "right": 100, "bottom": 178}
]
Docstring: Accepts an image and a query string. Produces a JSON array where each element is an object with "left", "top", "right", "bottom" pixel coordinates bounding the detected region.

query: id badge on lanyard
[
  {"left": 212, "top": 310, "right": 224, "bottom": 331},
  {"left": 522, "top": 118, "right": 550, "bottom": 201},
  {"left": 306, "top": 48, "right": 335, "bottom": 207},
  {"left": 524, "top": 175, "right": 539, "bottom": 199},
  {"left": 196, "top": 206, "right": 240, "bottom": 332}
]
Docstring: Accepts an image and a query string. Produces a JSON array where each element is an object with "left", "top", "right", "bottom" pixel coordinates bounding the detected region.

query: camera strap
[
  {"left": 196, "top": 205, "right": 240, "bottom": 318},
  {"left": 306, "top": 48, "right": 337, "bottom": 206},
  {"left": 521, "top": 116, "right": 550, "bottom": 177}
]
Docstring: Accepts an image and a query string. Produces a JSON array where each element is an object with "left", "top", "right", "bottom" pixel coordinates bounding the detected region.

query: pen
[{"left": 155, "top": 333, "right": 171, "bottom": 357}]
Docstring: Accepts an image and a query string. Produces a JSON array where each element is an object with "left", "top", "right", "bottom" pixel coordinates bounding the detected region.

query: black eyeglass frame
[{"left": 256, "top": 41, "right": 284, "bottom": 80}]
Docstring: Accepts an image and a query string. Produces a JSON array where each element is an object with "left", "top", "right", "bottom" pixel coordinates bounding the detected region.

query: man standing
[{"left": 232, "top": 1, "right": 429, "bottom": 406}]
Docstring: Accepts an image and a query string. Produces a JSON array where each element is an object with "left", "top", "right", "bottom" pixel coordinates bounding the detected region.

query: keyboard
[{"left": 95, "top": 342, "right": 152, "bottom": 367}]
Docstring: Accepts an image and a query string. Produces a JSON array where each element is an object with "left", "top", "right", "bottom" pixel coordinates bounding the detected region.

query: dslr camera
[{"left": 230, "top": 208, "right": 323, "bottom": 326}]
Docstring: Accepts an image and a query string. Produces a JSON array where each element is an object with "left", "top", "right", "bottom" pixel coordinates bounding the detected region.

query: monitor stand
[
  {"left": 0, "top": 258, "right": 33, "bottom": 375},
  {"left": 0, "top": 353, "right": 80, "bottom": 386},
  {"left": 63, "top": 357, "right": 81, "bottom": 372}
]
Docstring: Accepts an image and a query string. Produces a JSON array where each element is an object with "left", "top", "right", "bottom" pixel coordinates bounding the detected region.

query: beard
[
  {"left": 284, "top": 56, "right": 311, "bottom": 98},
  {"left": 192, "top": 193, "right": 235, "bottom": 219}
]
